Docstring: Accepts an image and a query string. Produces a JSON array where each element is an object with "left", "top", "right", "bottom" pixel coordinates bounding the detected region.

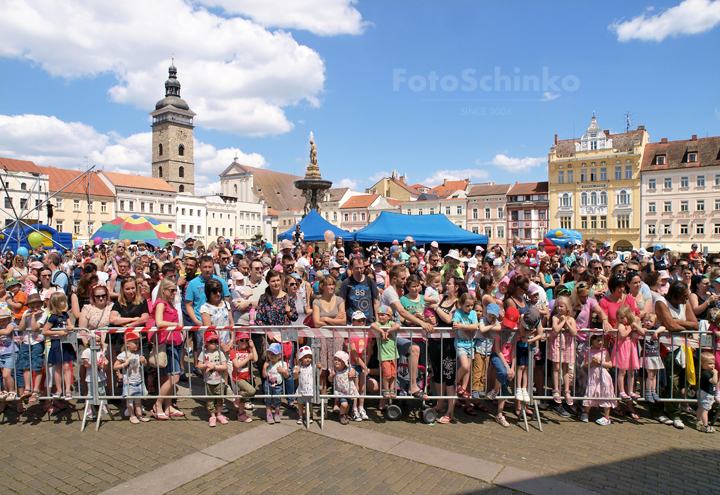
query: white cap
[
  {"left": 430, "top": 241, "right": 438, "bottom": 248},
  {"left": 298, "top": 346, "right": 312, "bottom": 360}
]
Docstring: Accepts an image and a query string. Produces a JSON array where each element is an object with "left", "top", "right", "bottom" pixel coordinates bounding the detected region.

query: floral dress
[{"left": 256, "top": 294, "right": 298, "bottom": 326}]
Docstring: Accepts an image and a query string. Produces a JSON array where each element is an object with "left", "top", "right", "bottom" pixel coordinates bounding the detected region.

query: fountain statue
[{"left": 294, "top": 136, "right": 332, "bottom": 216}]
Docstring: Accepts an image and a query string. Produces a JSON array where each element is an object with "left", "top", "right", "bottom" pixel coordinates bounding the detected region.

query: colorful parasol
[{"left": 90, "top": 215, "right": 178, "bottom": 247}]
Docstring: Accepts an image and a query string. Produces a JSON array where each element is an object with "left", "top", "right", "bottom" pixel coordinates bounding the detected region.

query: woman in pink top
[{"left": 598, "top": 275, "right": 639, "bottom": 328}]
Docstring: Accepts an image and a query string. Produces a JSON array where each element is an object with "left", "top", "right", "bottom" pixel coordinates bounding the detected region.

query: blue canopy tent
[
  {"left": 351, "top": 212, "right": 488, "bottom": 245},
  {"left": 278, "top": 209, "right": 351, "bottom": 242}
]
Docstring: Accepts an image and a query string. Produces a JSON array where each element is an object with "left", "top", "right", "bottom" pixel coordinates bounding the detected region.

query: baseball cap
[
  {"left": 658, "top": 270, "right": 671, "bottom": 280},
  {"left": 502, "top": 306, "right": 520, "bottom": 329},
  {"left": 430, "top": 241, "right": 439, "bottom": 248},
  {"left": 475, "top": 245, "right": 484, "bottom": 252},
  {"left": 652, "top": 243, "right": 668, "bottom": 252},
  {"left": 565, "top": 241, "right": 574, "bottom": 249},
  {"left": 527, "top": 257, "right": 539, "bottom": 267},
  {"left": 204, "top": 331, "right": 219, "bottom": 343},
  {"left": 522, "top": 307, "right": 541, "bottom": 329},
  {"left": 125, "top": 331, "right": 141, "bottom": 341},
  {"left": 298, "top": 346, "right": 312, "bottom": 360},
  {"left": 351, "top": 310, "right": 367, "bottom": 321},
  {"left": 692, "top": 243, "right": 698, "bottom": 248},
  {"left": 486, "top": 303, "right": 501, "bottom": 318},
  {"left": 183, "top": 233, "right": 196, "bottom": 242},
  {"left": 235, "top": 332, "right": 250, "bottom": 341},
  {"left": 233, "top": 249, "right": 244, "bottom": 255},
  {"left": 267, "top": 343, "right": 282, "bottom": 355},
  {"left": 445, "top": 249, "right": 460, "bottom": 261},
  {"left": 603, "top": 241, "right": 611, "bottom": 248},
  {"left": 373, "top": 259, "right": 383, "bottom": 265},
  {"left": 334, "top": 350, "right": 350, "bottom": 367},
  {"left": 392, "top": 240, "right": 399, "bottom": 245},
  {"left": 538, "top": 242, "right": 545, "bottom": 247},
  {"left": 378, "top": 305, "right": 393, "bottom": 316},
  {"left": 329, "top": 261, "right": 342, "bottom": 270}
]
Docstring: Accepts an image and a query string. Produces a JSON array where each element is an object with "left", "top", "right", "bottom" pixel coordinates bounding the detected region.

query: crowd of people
[{"left": 0, "top": 231, "right": 719, "bottom": 433}]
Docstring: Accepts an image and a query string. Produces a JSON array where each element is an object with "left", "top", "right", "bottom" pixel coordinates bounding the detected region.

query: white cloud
[
  {"left": 0, "top": 0, "right": 340, "bottom": 136},
  {"left": 197, "top": 0, "right": 367, "bottom": 36},
  {"left": 422, "top": 169, "right": 488, "bottom": 186},
  {"left": 480, "top": 154, "right": 546, "bottom": 174},
  {"left": 0, "top": 113, "right": 268, "bottom": 197},
  {"left": 336, "top": 178, "right": 358, "bottom": 189},
  {"left": 610, "top": 0, "right": 720, "bottom": 42},
  {"left": 542, "top": 92, "right": 560, "bottom": 101}
]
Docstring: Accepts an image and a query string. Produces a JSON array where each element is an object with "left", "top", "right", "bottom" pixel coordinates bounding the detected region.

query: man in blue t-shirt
[
  {"left": 339, "top": 257, "right": 379, "bottom": 324},
  {"left": 185, "top": 256, "right": 231, "bottom": 326}
]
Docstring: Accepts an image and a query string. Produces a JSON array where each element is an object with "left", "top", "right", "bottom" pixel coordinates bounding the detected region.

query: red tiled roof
[
  {"left": 409, "top": 183, "right": 427, "bottom": 190},
  {"left": 641, "top": 136, "right": 720, "bottom": 172},
  {"left": 340, "top": 194, "right": 379, "bottom": 209},
  {"left": 508, "top": 182, "right": 549, "bottom": 195},
  {"left": 224, "top": 161, "right": 306, "bottom": 212},
  {"left": 386, "top": 198, "right": 401, "bottom": 206},
  {"left": 102, "top": 171, "right": 176, "bottom": 192},
  {"left": 0, "top": 157, "right": 43, "bottom": 175},
  {"left": 390, "top": 178, "right": 421, "bottom": 195},
  {"left": 427, "top": 180, "right": 469, "bottom": 197},
  {"left": 467, "top": 184, "right": 512, "bottom": 196},
  {"left": 555, "top": 130, "right": 645, "bottom": 155},
  {"left": 38, "top": 166, "right": 114, "bottom": 197}
]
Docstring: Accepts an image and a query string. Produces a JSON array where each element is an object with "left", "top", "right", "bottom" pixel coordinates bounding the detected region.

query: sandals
[
  {"left": 28, "top": 391, "right": 41, "bottom": 404},
  {"left": 6, "top": 392, "right": 16, "bottom": 401},
  {"left": 628, "top": 412, "right": 640, "bottom": 421},
  {"left": 437, "top": 415, "right": 455, "bottom": 424},
  {"left": 457, "top": 387, "right": 470, "bottom": 399},
  {"left": 168, "top": 407, "right": 185, "bottom": 417},
  {"left": 564, "top": 391, "right": 573, "bottom": 407},
  {"left": 0, "top": 391, "right": 7, "bottom": 400},
  {"left": 464, "top": 406, "right": 477, "bottom": 416},
  {"left": 657, "top": 415, "right": 674, "bottom": 425},
  {"left": 618, "top": 392, "right": 631, "bottom": 401},
  {"left": 411, "top": 390, "right": 429, "bottom": 401},
  {"left": 237, "top": 413, "right": 253, "bottom": 423},
  {"left": 552, "top": 390, "right": 562, "bottom": 403},
  {"left": 381, "top": 390, "right": 391, "bottom": 398},
  {"left": 19, "top": 390, "right": 32, "bottom": 400},
  {"left": 151, "top": 407, "right": 169, "bottom": 421},
  {"left": 473, "top": 403, "right": 488, "bottom": 412}
]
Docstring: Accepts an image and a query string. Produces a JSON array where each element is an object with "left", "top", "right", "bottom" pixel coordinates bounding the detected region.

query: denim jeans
[
  {"left": 490, "top": 352, "right": 511, "bottom": 397},
  {"left": 264, "top": 382, "right": 283, "bottom": 408},
  {"left": 284, "top": 345, "right": 296, "bottom": 405}
]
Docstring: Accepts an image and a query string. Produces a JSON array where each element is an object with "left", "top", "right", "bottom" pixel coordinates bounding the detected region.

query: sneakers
[
  {"left": 514, "top": 388, "right": 523, "bottom": 402},
  {"left": 216, "top": 414, "right": 229, "bottom": 425},
  {"left": 596, "top": 417, "right": 611, "bottom": 426},
  {"left": 697, "top": 422, "right": 716, "bottom": 433},
  {"left": 673, "top": 419, "right": 685, "bottom": 429},
  {"left": 486, "top": 389, "right": 497, "bottom": 400},
  {"left": 496, "top": 414, "right": 509, "bottom": 428},
  {"left": 100, "top": 405, "right": 109, "bottom": 415},
  {"left": 273, "top": 410, "right": 281, "bottom": 423},
  {"left": 266, "top": 412, "right": 275, "bottom": 424},
  {"left": 209, "top": 415, "right": 217, "bottom": 427},
  {"left": 339, "top": 414, "right": 349, "bottom": 425},
  {"left": 521, "top": 388, "right": 530, "bottom": 403},
  {"left": 552, "top": 404, "right": 571, "bottom": 418},
  {"left": 580, "top": 413, "right": 589, "bottom": 423},
  {"left": 644, "top": 393, "right": 655, "bottom": 404},
  {"left": 656, "top": 415, "right": 674, "bottom": 425},
  {"left": 86, "top": 410, "right": 96, "bottom": 420},
  {"left": 358, "top": 406, "right": 369, "bottom": 420},
  {"left": 352, "top": 408, "right": 363, "bottom": 422}
]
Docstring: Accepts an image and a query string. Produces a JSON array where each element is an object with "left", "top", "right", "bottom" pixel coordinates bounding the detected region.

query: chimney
[
  {"left": 661, "top": 138, "right": 668, "bottom": 144},
  {"left": 443, "top": 179, "right": 447, "bottom": 186},
  {"left": 691, "top": 134, "right": 697, "bottom": 141},
  {"left": 637, "top": 125, "right": 645, "bottom": 131},
  {"left": 603, "top": 130, "right": 610, "bottom": 136},
  {"left": 554, "top": 134, "right": 558, "bottom": 145}
]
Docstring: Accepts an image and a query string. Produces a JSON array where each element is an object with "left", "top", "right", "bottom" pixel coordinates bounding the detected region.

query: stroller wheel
[
  {"left": 422, "top": 407, "right": 437, "bottom": 424},
  {"left": 385, "top": 404, "right": 402, "bottom": 421}
]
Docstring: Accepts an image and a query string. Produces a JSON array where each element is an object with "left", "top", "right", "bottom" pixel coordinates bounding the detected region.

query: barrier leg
[
  {"left": 305, "top": 402, "right": 310, "bottom": 431},
  {"left": 95, "top": 399, "right": 105, "bottom": 431},
  {"left": 80, "top": 401, "right": 91, "bottom": 432},
  {"left": 521, "top": 407, "right": 529, "bottom": 432},
  {"left": 320, "top": 399, "right": 325, "bottom": 430}
]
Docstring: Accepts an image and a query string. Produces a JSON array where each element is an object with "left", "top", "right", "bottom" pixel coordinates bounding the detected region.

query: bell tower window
[
  {"left": 158, "top": 166, "right": 163, "bottom": 178},
  {"left": 178, "top": 144, "right": 184, "bottom": 156},
  {"left": 179, "top": 185, "right": 185, "bottom": 193},
  {"left": 179, "top": 166, "right": 184, "bottom": 178},
  {"left": 158, "top": 144, "right": 163, "bottom": 156}
]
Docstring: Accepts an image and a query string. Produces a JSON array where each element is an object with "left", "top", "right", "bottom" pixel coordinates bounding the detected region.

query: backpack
[{"left": 52, "top": 270, "right": 73, "bottom": 298}]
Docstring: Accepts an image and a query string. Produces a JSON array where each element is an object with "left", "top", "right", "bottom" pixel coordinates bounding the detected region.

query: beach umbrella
[{"left": 90, "top": 215, "right": 178, "bottom": 247}]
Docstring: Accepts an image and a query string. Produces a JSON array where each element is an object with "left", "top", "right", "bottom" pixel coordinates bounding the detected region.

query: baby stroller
[{"left": 385, "top": 359, "right": 437, "bottom": 424}]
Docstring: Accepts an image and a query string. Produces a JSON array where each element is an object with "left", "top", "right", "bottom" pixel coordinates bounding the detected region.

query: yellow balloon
[
  {"left": 555, "top": 230, "right": 563, "bottom": 237},
  {"left": 28, "top": 231, "right": 43, "bottom": 248}
]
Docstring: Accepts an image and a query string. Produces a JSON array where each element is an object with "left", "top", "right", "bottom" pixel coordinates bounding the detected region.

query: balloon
[
  {"left": 555, "top": 230, "right": 563, "bottom": 237},
  {"left": 17, "top": 247, "right": 28, "bottom": 257},
  {"left": 93, "top": 237, "right": 102, "bottom": 246},
  {"left": 75, "top": 240, "right": 83, "bottom": 248},
  {"left": 324, "top": 230, "right": 335, "bottom": 243},
  {"left": 28, "top": 232, "right": 43, "bottom": 248}
]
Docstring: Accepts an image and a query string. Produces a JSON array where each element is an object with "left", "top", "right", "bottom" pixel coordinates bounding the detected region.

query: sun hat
[
  {"left": 204, "top": 331, "right": 219, "bottom": 344},
  {"left": 268, "top": 343, "right": 282, "bottom": 355},
  {"left": 468, "top": 258, "right": 478, "bottom": 268},
  {"left": 609, "top": 258, "right": 624, "bottom": 269},
  {"left": 280, "top": 239, "right": 293, "bottom": 250},
  {"left": 445, "top": 249, "right": 460, "bottom": 261},
  {"left": 404, "top": 236, "right": 414, "bottom": 243},
  {"left": 183, "top": 233, "right": 196, "bottom": 242},
  {"left": 378, "top": 305, "right": 393, "bottom": 316},
  {"left": 235, "top": 332, "right": 251, "bottom": 341},
  {"left": 351, "top": 310, "right": 366, "bottom": 321},
  {"left": 658, "top": 270, "right": 671, "bottom": 280},
  {"left": 652, "top": 243, "right": 668, "bottom": 252},
  {"left": 486, "top": 303, "right": 501, "bottom": 318},
  {"left": 0, "top": 308, "right": 11, "bottom": 319},
  {"left": 430, "top": 241, "right": 439, "bottom": 248},
  {"left": 502, "top": 306, "right": 520, "bottom": 329},
  {"left": 334, "top": 350, "right": 350, "bottom": 367},
  {"left": 172, "top": 239, "right": 184, "bottom": 249},
  {"left": 26, "top": 293, "right": 42, "bottom": 305},
  {"left": 329, "top": 261, "right": 342, "bottom": 269},
  {"left": 4, "top": 277, "right": 20, "bottom": 289},
  {"left": 493, "top": 258, "right": 504, "bottom": 267},
  {"left": 29, "top": 261, "right": 44, "bottom": 269},
  {"left": 298, "top": 346, "right": 312, "bottom": 360}
]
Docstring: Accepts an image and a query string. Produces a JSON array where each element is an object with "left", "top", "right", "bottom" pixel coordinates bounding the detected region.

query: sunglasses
[
  {"left": 165, "top": 288, "right": 178, "bottom": 293},
  {"left": 221, "top": 257, "right": 230, "bottom": 261},
  {"left": 210, "top": 289, "right": 222, "bottom": 294},
  {"left": 602, "top": 265, "right": 611, "bottom": 269},
  {"left": 206, "top": 340, "right": 218, "bottom": 344},
  {"left": 238, "top": 339, "right": 249, "bottom": 342},
  {"left": 94, "top": 294, "right": 107, "bottom": 300}
]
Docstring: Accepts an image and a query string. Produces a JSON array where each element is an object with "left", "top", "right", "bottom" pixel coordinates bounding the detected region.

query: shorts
[
  {"left": 122, "top": 381, "right": 147, "bottom": 399},
  {"left": 47, "top": 341, "right": 76, "bottom": 365},
  {"left": 297, "top": 396, "right": 312, "bottom": 405},
  {"left": 17, "top": 343, "right": 44, "bottom": 371},
  {"left": 516, "top": 346, "right": 529, "bottom": 368},
  {"left": 699, "top": 390, "right": 716, "bottom": 411},
  {"left": 338, "top": 398, "right": 350, "bottom": 404},
  {"left": 264, "top": 382, "right": 283, "bottom": 407},
  {"left": 0, "top": 352, "right": 16, "bottom": 370},
  {"left": 165, "top": 343, "right": 184, "bottom": 375},
  {"left": 429, "top": 338, "right": 456, "bottom": 386},
  {"left": 381, "top": 360, "right": 397, "bottom": 381},
  {"left": 456, "top": 346, "right": 474, "bottom": 359},
  {"left": 352, "top": 364, "right": 365, "bottom": 376}
]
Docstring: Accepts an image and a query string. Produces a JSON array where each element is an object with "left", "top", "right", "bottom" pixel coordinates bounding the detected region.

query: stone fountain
[{"left": 294, "top": 137, "right": 332, "bottom": 216}]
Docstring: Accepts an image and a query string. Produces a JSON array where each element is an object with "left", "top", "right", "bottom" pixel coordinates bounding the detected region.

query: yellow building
[
  {"left": 548, "top": 115, "right": 649, "bottom": 251},
  {"left": 365, "top": 170, "right": 421, "bottom": 201}
]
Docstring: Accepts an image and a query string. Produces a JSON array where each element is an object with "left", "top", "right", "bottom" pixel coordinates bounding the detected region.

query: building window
[
  {"left": 429, "top": 208, "right": 435, "bottom": 215},
  {"left": 558, "top": 171, "right": 564, "bottom": 183},
  {"left": 600, "top": 216, "right": 607, "bottom": 229},
  {"left": 20, "top": 198, "right": 28, "bottom": 209},
  {"left": 344, "top": 213, "right": 349, "bottom": 222},
  {"left": 715, "top": 199, "right": 720, "bottom": 211},
  {"left": 625, "top": 166, "right": 632, "bottom": 179},
  {"left": 567, "top": 171, "right": 574, "bottom": 182},
  {"left": 697, "top": 223, "right": 704, "bottom": 235},
  {"left": 119, "top": 200, "right": 125, "bottom": 211},
  {"left": 87, "top": 221, "right": 94, "bottom": 234},
  {"left": 472, "top": 227, "right": 479, "bottom": 234},
  {"left": 581, "top": 170, "right": 587, "bottom": 182},
  {"left": 715, "top": 224, "right": 720, "bottom": 234},
  {"left": 688, "top": 153, "right": 697, "bottom": 163},
  {"left": 618, "top": 191, "right": 629, "bottom": 205},
  {"left": 617, "top": 214, "right": 630, "bottom": 229},
  {"left": 73, "top": 199, "right": 81, "bottom": 211},
  {"left": 648, "top": 179, "right": 656, "bottom": 190},
  {"left": 208, "top": 227, "right": 212, "bottom": 236},
  {"left": 664, "top": 201, "right": 672, "bottom": 212},
  {"left": 581, "top": 192, "right": 587, "bottom": 206},
  {"left": 74, "top": 221, "right": 81, "bottom": 234},
  {"left": 648, "top": 224, "right": 656, "bottom": 235},
  {"left": 697, "top": 200, "right": 705, "bottom": 211},
  {"left": 472, "top": 208, "right": 478, "bottom": 219},
  {"left": 680, "top": 224, "right": 688, "bottom": 235},
  {"left": 87, "top": 201, "right": 94, "bottom": 212},
  {"left": 484, "top": 226, "right": 492, "bottom": 237},
  {"left": 581, "top": 216, "right": 587, "bottom": 229},
  {"left": 179, "top": 166, "right": 184, "bottom": 178},
  {"left": 158, "top": 166, "right": 163, "bottom": 178},
  {"left": 590, "top": 169, "right": 596, "bottom": 181},
  {"left": 663, "top": 224, "right": 671, "bottom": 235},
  {"left": 129, "top": 201, "right": 134, "bottom": 212},
  {"left": 189, "top": 225, "right": 194, "bottom": 234},
  {"left": 361, "top": 212, "right": 366, "bottom": 221},
  {"left": 333, "top": 212, "right": 337, "bottom": 221},
  {"left": 160, "top": 204, "right": 164, "bottom": 214},
  {"left": 178, "top": 144, "right": 185, "bottom": 156},
  {"left": 716, "top": 174, "right": 720, "bottom": 186},
  {"left": 560, "top": 193, "right": 571, "bottom": 207},
  {"left": 648, "top": 202, "right": 656, "bottom": 213},
  {"left": 664, "top": 178, "right": 672, "bottom": 189},
  {"left": 512, "top": 229, "right": 519, "bottom": 238},
  {"left": 697, "top": 175, "right": 705, "bottom": 187},
  {"left": 3, "top": 197, "right": 11, "bottom": 209},
  {"left": 101, "top": 202, "right": 107, "bottom": 213},
  {"left": 179, "top": 185, "right": 184, "bottom": 193},
  {"left": 445, "top": 206, "right": 451, "bottom": 215},
  {"left": 418, "top": 209, "right": 423, "bottom": 215},
  {"left": 189, "top": 209, "right": 193, "bottom": 216},
  {"left": 140, "top": 202, "right": 145, "bottom": 212},
  {"left": 498, "top": 207, "right": 504, "bottom": 219},
  {"left": 181, "top": 224, "right": 186, "bottom": 234},
  {"left": 590, "top": 216, "right": 597, "bottom": 229},
  {"left": 484, "top": 208, "right": 490, "bottom": 219},
  {"left": 600, "top": 168, "right": 607, "bottom": 181},
  {"left": 524, "top": 210, "right": 531, "bottom": 220},
  {"left": 229, "top": 228, "right": 233, "bottom": 237},
  {"left": 560, "top": 216, "right": 572, "bottom": 229},
  {"left": 524, "top": 228, "right": 532, "bottom": 239},
  {"left": 656, "top": 155, "right": 665, "bottom": 165},
  {"left": 497, "top": 226, "right": 505, "bottom": 238},
  {"left": 149, "top": 203, "right": 154, "bottom": 213},
  {"left": 158, "top": 144, "right": 163, "bottom": 156},
  {"left": 680, "top": 201, "right": 688, "bottom": 212},
  {"left": 55, "top": 221, "right": 63, "bottom": 232},
  {"left": 615, "top": 167, "right": 621, "bottom": 180},
  {"left": 55, "top": 198, "right": 63, "bottom": 210},
  {"left": 181, "top": 208, "right": 186, "bottom": 216},
  {"left": 511, "top": 211, "right": 519, "bottom": 221},
  {"left": 457, "top": 206, "right": 462, "bottom": 215},
  {"left": 681, "top": 177, "right": 689, "bottom": 188},
  {"left": 539, "top": 210, "right": 546, "bottom": 220}
]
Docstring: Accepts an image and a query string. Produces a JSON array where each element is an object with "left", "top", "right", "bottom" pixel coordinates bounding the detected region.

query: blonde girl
[
  {"left": 113, "top": 332, "right": 148, "bottom": 423},
  {"left": 149, "top": 277, "right": 181, "bottom": 420},
  {"left": 549, "top": 296, "right": 577, "bottom": 405},
  {"left": 36, "top": 292, "right": 75, "bottom": 400},
  {"left": 581, "top": 333, "right": 616, "bottom": 425},
  {"left": 641, "top": 313, "right": 665, "bottom": 403},
  {"left": 613, "top": 305, "right": 644, "bottom": 400}
]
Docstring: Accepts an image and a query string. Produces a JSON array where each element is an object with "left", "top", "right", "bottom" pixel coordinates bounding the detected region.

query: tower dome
[{"left": 155, "top": 64, "right": 191, "bottom": 111}]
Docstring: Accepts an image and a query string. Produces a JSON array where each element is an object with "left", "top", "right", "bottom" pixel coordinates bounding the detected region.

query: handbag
[
  {"left": 148, "top": 343, "right": 168, "bottom": 368},
  {"left": 303, "top": 313, "right": 315, "bottom": 328}
]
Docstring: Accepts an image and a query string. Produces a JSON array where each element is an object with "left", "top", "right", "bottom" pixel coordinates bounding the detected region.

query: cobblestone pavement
[{"left": 0, "top": 395, "right": 717, "bottom": 495}]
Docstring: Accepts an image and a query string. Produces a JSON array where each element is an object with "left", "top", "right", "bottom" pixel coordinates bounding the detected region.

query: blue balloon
[
  {"left": 74, "top": 240, "right": 83, "bottom": 248},
  {"left": 17, "top": 247, "right": 28, "bottom": 257}
]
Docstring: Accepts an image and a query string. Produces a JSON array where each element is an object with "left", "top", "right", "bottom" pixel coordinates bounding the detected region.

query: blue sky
[{"left": 1, "top": 0, "right": 719, "bottom": 194}]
